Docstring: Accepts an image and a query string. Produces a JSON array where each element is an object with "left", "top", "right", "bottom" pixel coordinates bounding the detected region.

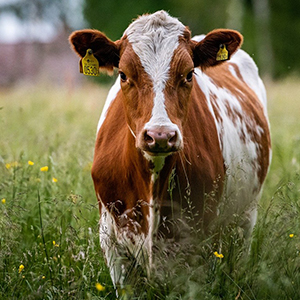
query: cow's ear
[
  {"left": 191, "top": 29, "right": 243, "bottom": 69},
  {"left": 69, "top": 29, "right": 120, "bottom": 73}
]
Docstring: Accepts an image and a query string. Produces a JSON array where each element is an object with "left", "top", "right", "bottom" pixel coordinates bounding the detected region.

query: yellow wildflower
[
  {"left": 1, "top": 198, "right": 6, "bottom": 204},
  {"left": 18, "top": 264, "right": 25, "bottom": 273},
  {"left": 52, "top": 177, "right": 58, "bottom": 183},
  {"left": 42, "top": 276, "right": 45, "bottom": 279},
  {"left": 53, "top": 241, "right": 59, "bottom": 247},
  {"left": 40, "top": 166, "right": 48, "bottom": 172},
  {"left": 289, "top": 234, "right": 294, "bottom": 238},
  {"left": 95, "top": 282, "right": 105, "bottom": 292},
  {"left": 5, "top": 163, "right": 11, "bottom": 169},
  {"left": 28, "top": 161, "right": 34, "bottom": 166},
  {"left": 214, "top": 251, "right": 224, "bottom": 259}
]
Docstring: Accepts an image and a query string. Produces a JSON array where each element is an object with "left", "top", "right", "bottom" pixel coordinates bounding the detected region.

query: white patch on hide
[
  {"left": 97, "top": 76, "right": 121, "bottom": 133},
  {"left": 194, "top": 53, "right": 268, "bottom": 221}
]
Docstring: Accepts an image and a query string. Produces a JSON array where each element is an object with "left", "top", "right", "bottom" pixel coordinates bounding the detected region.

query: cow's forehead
[
  {"left": 123, "top": 11, "right": 186, "bottom": 86},
  {"left": 123, "top": 10, "right": 185, "bottom": 43}
]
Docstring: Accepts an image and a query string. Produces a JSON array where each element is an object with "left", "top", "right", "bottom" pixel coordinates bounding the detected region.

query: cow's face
[
  {"left": 69, "top": 11, "right": 242, "bottom": 160},
  {"left": 118, "top": 15, "right": 193, "bottom": 157},
  {"left": 117, "top": 42, "right": 189, "bottom": 157}
]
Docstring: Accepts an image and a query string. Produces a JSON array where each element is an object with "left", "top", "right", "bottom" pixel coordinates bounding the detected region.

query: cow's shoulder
[{"left": 228, "top": 49, "right": 267, "bottom": 106}]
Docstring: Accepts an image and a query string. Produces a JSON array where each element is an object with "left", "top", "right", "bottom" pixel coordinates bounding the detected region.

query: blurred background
[{"left": 0, "top": 0, "right": 299, "bottom": 88}]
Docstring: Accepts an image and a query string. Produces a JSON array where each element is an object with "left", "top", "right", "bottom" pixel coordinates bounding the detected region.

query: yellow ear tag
[
  {"left": 81, "top": 49, "right": 99, "bottom": 76},
  {"left": 216, "top": 44, "right": 228, "bottom": 61}
]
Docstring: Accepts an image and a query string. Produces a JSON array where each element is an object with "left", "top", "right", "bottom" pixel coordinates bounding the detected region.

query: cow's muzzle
[{"left": 139, "top": 126, "right": 182, "bottom": 155}]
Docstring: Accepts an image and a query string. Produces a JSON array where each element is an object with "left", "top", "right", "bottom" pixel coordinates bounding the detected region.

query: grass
[
  {"left": 0, "top": 84, "right": 115, "bottom": 299},
  {"left": 0, "top": 78, "right": 300, "bottom": 299}
]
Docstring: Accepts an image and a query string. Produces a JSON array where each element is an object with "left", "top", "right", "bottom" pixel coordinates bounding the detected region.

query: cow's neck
[
  {"left": 143, "top": 154, "right": 166, "bottom": 182},
  {"left": 141, "top": 152, "right": 177, "bottom": 265}
]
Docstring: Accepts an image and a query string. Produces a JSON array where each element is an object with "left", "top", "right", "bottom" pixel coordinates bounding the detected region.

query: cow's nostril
[
  {"left": 168, "top": 132, "right": 177, "bottom": 146},
  {"left": 144, "top": 132, "right": 155, "bottom": 144}
]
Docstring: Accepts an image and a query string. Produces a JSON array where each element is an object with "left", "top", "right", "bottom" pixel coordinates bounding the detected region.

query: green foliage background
[
  {"left": 83, "top": 0, "right": 299, "bottom": 78},
  {"left": 1, "top": 0, "right": 299, "bottom": 78}
]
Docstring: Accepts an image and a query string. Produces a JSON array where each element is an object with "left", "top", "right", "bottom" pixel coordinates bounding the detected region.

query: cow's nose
[{"left": 143, "top": 129, "right": 178, "bottom": 153}]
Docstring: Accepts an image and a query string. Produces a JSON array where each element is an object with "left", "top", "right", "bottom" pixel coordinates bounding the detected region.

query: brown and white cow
[{"left": 69, "top": 11, "right": 271, "bottom": 288}]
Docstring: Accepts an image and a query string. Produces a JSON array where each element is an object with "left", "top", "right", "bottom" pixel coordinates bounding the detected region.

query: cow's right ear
[{"left": 69, "top": 29, "right": 120, "bottom": 73}]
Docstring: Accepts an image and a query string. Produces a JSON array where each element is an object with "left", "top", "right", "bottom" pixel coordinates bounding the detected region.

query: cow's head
[{"left": 69, "top": 11, "right": 242, "bottom": 160}]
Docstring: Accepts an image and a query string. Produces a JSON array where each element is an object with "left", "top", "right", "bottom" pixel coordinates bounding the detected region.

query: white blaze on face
[{"left": 124, "top": 10, "right": 185, "bottom": 132}]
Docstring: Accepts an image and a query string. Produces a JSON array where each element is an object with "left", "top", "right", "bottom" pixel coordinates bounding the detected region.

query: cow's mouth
[{"left": 143, "top": 147, "right": 180, "bottom": 157}]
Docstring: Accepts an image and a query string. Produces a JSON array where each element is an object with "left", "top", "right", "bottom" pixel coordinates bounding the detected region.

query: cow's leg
[
  {"left": 99, "top": 205, "right": 126, "bottom": 288},
  {"left": 99, "top": 203, "right": 152, "bottom": 294}
]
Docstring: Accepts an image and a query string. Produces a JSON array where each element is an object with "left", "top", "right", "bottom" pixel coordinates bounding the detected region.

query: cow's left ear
[
  {"left": 191, "top": 29, "right": 243, "bottom": 69},
  {"left": 69, "top": 29, "right": 120, "bottom": 73}
]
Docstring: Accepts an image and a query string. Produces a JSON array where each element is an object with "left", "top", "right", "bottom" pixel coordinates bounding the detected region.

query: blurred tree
[
  {"left": 83, "top": 0, "right": 169, "bottom": 40},
  {"left": 252, "top": 0, "right": 273, "bottom": 77},
  {"left": 83, "top": 0, "right": 229, "bottom": 40},
  {"left": 243, "top": 0, "right": 300, "bottom": 78},
  {"left": 0, "top": 0, "right": 85, "bottom": 34},
  {"left": 2, "top": 0, "right": 298, "bottom": 78},
  {"left": 269, "top": 0, "right": 300, "bottom": 78},
  {"left": 167, "top": 0, "right": 228, "bottom": 34}
]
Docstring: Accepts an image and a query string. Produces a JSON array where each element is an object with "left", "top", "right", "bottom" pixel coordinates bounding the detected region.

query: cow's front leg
[{"left": 99, "top": 203, "right": 151, "bottom": 294}]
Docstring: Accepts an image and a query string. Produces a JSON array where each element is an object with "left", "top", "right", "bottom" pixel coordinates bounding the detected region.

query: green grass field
[{"left": 0, "top": 78, "right": 300, "bottom": 299}]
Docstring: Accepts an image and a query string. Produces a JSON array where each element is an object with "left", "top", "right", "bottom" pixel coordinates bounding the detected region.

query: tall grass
[
  {"left": 0, "top": 84, "right": 115, "bottom": 299},
  {"left": 0, "top": 78, "right": 300, "bottom": 299}
]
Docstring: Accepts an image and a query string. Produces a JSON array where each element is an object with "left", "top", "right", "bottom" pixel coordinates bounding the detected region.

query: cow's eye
[
  {"left": 186, "top": 70, "right": 194, "bottom": 82},
  {"left": 119, "top": 71, "right": 127, "bottom": 82}
]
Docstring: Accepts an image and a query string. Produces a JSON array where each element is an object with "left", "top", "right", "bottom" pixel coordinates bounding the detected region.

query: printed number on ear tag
[
  {"left": 216, "top": 44, "right": 228, "bottom": 61},
  {"left": 81, "top": 49, "right": 99, "bottom": 76}
]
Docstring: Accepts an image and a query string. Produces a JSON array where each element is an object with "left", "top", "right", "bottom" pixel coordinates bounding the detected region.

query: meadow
[{"left": 0, "top": 78, "right": 300, "bottom": 299}]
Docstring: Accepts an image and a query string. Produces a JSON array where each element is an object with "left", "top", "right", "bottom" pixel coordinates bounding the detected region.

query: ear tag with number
[
  {"left": 216, "top": 44, "right": 228, "bottom": 61},
  {"left": 81, "top": 49, "right": 99, "bottom": 76}
]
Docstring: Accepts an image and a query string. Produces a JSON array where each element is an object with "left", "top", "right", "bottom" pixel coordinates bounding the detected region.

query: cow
[{"left": 69, "top": 10, "right": 271, "bottom": 289}]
